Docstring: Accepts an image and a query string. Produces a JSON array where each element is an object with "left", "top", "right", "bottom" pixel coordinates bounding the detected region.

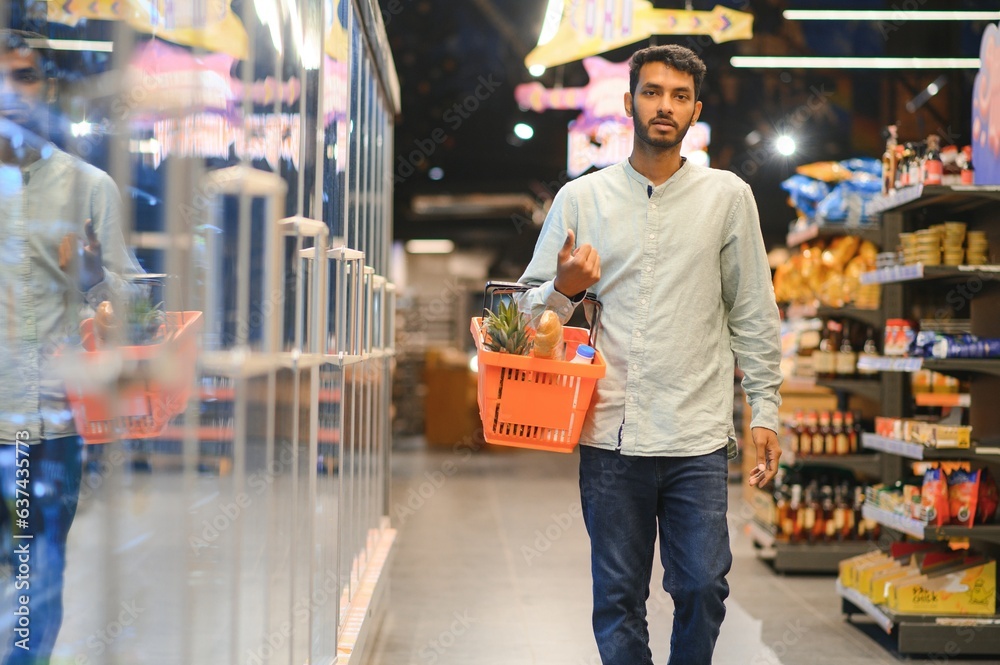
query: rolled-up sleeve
[
  {"left": 720, "top": 185, "right": 783, "bottom": 433},
  {"left": 517, "top": 187, "right": 580, "bottom": 326}
]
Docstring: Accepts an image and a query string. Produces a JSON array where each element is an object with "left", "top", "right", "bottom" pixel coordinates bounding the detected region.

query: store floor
[{"left": 368, "top": 440, "right": 991, "bottom": 665}]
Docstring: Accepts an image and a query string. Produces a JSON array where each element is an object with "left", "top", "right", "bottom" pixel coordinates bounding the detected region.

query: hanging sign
[
  {"left": 48, "top": 0, "right": 249, "bottom": 59},
  {"left": 973, "top": 22, "right": 1000, "bottom": 184},
  {"left": 526, "top": 1, "right": 753, "bottom": 70},
  {"left": 516, "top": 57, "right": 709, "bottom": 177}
]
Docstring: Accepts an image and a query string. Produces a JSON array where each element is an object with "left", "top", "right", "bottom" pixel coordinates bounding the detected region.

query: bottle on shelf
[
  {"left": 810, "top": 411, "right": 825, "bottom": 456},
  {"left": 814, "top": 322, "right": 836, "bottom": 380},
  {"left": 790, "top": 410, "right": 803, "bottom": 455},
  {"left": 790, "top": 484, "right": 804, "bottom": 543},
  {"left": 908, "top": 142, "right": 923, "bottom": 185},
  {"left": 835, "top": 321, "right": 857, "bottom": 377},
  {"left": 836, "top": 483, "right": 855, "bottom": 541},
  {"left": 801, "top": 411, "right": 817, "bottom": 455},
  {"left": 775, "top": 484, "right": 791, "bottom": 541},
  {"left": 961, "top": 145, "right": 975, "bottom": 185},
  {"left": 833, "top": 411, "right": 850, "bottom": 455},
  {"left": 857, "top": 326, "right": 879, "bottom": 377},
  {"left": 804, "top": 484, "right": 820, "bottom": 544},
  {"left": 853, "top": 486, "right": 867, "bottom": 540},
  {"left": 845, "top": 411, "right": 859, "bottom": 454},
  {"left": 821, "top": 410, "right": 836, "bottom": 455},
  {"left": 923, "top": 134, "right": 943, "bottom": 185},
  {"left": 882, "top": 124, "right": 898, "bottom": 195},
  {"left": 822, "top": 485, "right": 837, "bottom": 543}
]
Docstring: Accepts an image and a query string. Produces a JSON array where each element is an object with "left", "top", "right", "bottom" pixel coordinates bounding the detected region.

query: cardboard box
[{"left": 888, "top": 559, "right": 996, "bottom": 616}]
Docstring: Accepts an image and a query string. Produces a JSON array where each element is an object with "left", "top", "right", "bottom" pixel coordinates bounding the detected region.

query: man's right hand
[{"left": 553, "top": 229, "right": 601, "bottom": 298}]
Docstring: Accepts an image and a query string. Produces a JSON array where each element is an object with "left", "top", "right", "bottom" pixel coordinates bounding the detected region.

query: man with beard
[
  {"left": 0, "top": 30, "right": 142, "bottom": 663},
  {"left": 518, "top": 45, "right": 782, "bottom": 665}
]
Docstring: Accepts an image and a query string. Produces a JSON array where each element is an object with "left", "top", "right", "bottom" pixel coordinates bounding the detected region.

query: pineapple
[{"left": 482, "top": 299, "right": 532, "bottom": 355}]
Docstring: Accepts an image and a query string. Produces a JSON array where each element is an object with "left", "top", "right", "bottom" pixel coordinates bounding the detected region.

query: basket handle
[{"left": 482, "top": 280, "right": 602, "bottom": 348}]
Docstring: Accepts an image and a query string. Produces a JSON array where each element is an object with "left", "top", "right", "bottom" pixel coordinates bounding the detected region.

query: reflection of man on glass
[{"left": 0, "top": 30, "right": 142, "bottom": 662}]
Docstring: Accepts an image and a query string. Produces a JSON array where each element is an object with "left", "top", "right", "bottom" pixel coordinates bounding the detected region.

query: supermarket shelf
[
  {"left": 816, "top": 305, "right": 884, "bottom": 330},
  {"left": 786, "top": 222, "right": 881, "bottom": 248},
  {"left": 814, "top": 377, "right": 882, "bottom": 401},
  {"left": 924, "top": 359, "right": 1000, "bottom": 378},
  {"left": 854, "top": 356, "right": 1000, "bottom": 376},
  {"left": 857, "top": 356, "right": 923, "bottom": 372},
  {"left": 862, "top": 504, "right": 927, "bottom": 539},
  {"left": 914, "top": 393, "right": 971, "bottom": 407},
  {"left": 837, "top": 580, "right": 895, "bottom": 633},
  {"left": 839, "top": 580, "right": 1000, "bottom": 655},
  {"left": 869, "top": 184, "right": 1000, "bottom": 215},
  {"left": 750, "top": 521, "right": 876, "bottom": 573},
  {"left": 862, "top": 503, "right": 1000, "bottom": 544},
  {"left": 791, "top": 452, "right": 882, "bottom": 475},
  {"left": 860, "top": 263, "right": 1000, "bottom": 286},
  {"left": 863, "top": 433, "right": 1000, "bottom": 463}
]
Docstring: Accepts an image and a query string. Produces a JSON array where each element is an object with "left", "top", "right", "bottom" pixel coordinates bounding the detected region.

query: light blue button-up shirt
[
  {"left": 519, "top": 159, "right": 782, "bottom": 457},
  {"left": 0, "top": 147, "right": 142, "bottom": 443}
]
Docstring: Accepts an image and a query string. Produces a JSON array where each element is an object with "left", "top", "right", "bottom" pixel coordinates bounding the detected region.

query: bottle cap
[{"left": 575, "top": 344, "right": 595, "bottom": 359}]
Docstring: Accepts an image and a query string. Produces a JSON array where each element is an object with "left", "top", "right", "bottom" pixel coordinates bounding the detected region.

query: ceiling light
[
  {"left": 514, "top": 123, "right": 535, "bottom": 140},
  {"left": 783, "top": 10, "right": 1000, "bottom": 22},
  {"left": 529, "top": 64, "right": 547, "bottom": 77},
  {"left": 405, "top": 239, "right": 455, "bottom": 254},
  {"left": 775, "top": 135, "right": 796, "bottom": 157},
  {"left": 731, "top": 57, "right": 981, "bottom": 69},
  {"left": 428, "top": 167, "right": 444, "bottom": 181},
  {"left": 70, "top": 121, "right": 93, "bottom": 137},
  {"left": 25, "top": 38, "right": 113, "bottom": 53}
]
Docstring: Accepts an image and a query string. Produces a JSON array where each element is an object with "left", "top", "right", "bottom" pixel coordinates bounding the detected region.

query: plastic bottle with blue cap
[{"left": 570, "top": 344, "right": 596, "bottom": 365}]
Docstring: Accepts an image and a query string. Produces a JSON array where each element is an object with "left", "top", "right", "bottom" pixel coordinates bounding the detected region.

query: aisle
[{"left": 367, "top": 441, "right": 989, "bottom": 665}]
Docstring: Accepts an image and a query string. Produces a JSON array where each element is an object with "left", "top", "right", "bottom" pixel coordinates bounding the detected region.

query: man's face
[
  {"left": 624, "top": 62, "right": 702, "bottom": 151},
  {"left": 0, "top": 47, "right": 45, "bottom": 128}
]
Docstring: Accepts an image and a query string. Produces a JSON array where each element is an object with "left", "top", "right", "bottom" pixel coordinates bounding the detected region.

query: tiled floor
[{"left": 367, "top": 441, "right": 994, "bottom": 665}]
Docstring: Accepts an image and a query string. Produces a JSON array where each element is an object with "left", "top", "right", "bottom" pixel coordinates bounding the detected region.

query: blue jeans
[
  {"left": 0, "top": 436, "right": 84, "bottom": 664},
  {"left": 579, "top": 445, "right": 732, "bottom": 665}
]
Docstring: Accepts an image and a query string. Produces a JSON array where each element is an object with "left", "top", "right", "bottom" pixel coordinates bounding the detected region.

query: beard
[{"left": 633, "top": 113, "right": 694, "bottom": 151}]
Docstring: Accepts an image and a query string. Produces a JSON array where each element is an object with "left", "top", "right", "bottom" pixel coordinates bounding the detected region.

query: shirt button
[
  {"left": 632, "top": 363, "right": 639, "bottom": 371},
  {"left": 644, "top": 266, "right": 652, "bottom": 273},
  {"left": 648, "top": 234, "right": 655, "bottom": 240},
  {"left": 634, "top": 331, "right": 642, "bottom": 338},
  {"left": 628, "top": 395, "right": 636, "bottom": 403},
  {"left": 640, "top": 298, "right": 647, "bottom": 305}
]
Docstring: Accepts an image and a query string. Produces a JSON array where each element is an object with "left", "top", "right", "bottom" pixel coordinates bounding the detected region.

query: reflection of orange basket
[
  {"left": 471, "top": 317, "right": 606, "bottom": 453},
  {"left": 65, "top": 311, "right": 203, "bottom": 444}
]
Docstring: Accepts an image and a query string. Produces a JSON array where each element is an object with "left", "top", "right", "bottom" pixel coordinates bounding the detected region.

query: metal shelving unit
[
  {"left": 826, "top": 185, "right": 1000, "bottom": 657},
  {"left": 837, "top": 580, "right": 1000, "bottom": 655},
  {"left": 814, "top": 377, "right": 882, "bottom": 401},
  {"left": 786, "top": 221, "right": 881, "bottom": 248},
  {"left": 749, "top": 520, "right": 876, "bottom": 574}
]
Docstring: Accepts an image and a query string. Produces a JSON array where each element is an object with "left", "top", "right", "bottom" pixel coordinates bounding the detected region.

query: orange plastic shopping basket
[
  {"left": 472, "top": 282, "right": 605, "bottom": 453},
  {"left": 64, "top": 310, "right": 203, "bottom": 444}
]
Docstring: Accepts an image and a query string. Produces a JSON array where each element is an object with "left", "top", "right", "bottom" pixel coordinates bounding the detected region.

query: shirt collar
[{"left": 622, "top": 156, "right": 690, "bottom": 192}]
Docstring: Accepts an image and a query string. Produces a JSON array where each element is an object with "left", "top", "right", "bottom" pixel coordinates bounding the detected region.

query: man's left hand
[
  {"left": 748, "top": 427, "right": 781, "bottom": 488},
  {"left": 59, "top": 219, "right": 104, "bottom": 291}
]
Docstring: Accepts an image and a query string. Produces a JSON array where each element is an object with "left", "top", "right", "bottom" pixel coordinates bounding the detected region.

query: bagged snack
[
  {"left": 948, "top": 469, "right": 981, "bottom": 528},
  {"left": 921, "top": 467, "right": 950, "bottom": 526},
  {"left": 977, "top": 468, "right": 999, "bottom": 525},
  {"left": 532, "top": 310, "right": 565, "bottom": 360}
]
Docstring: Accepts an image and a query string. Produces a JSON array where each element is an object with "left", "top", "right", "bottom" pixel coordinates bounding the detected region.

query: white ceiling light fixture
[
  {"left": 783, "top": 10, "right": 1000, "bottom": 22},
  {"left": 529, "top": 64, "right": 547, "bottom": 77},
  {"left": 731, "top": 57, "right": 981, "bottom": 69},
  {"left": 405, "top": 239, "right": 455, "bottom": 254},
  {"left": 514, "top": 123, "right": 535, "bottom": 140},
  {"left": 775, "top": 135, "right": 796, "bottom": 157},
  {"left": 26, "top": 38, "right": 113, "bottom": 53}
]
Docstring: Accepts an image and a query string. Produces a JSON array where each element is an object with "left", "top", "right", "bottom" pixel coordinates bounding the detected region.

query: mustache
[{"left": 650, "top": 116, "right": 677, "bottom": 128}]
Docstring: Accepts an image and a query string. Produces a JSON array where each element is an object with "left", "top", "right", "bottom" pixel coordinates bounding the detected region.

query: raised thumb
[{"left": 559, "top": 229, "right": 575, "bottom": 260}]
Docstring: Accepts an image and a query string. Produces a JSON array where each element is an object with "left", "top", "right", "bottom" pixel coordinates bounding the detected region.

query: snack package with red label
[
  {"left": 977, "top": 467, "right": 998, "bottom": 525},
  {"left": 921, "top": 467, "right": 950, "bottom": 526},
  {"left": 948, "top": 469, "right": 981, "bottom": 527}
]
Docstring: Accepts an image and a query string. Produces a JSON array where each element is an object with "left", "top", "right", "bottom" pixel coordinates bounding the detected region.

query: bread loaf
[{"left": 533, "top": 310, "right": 564, "bottom": 360}]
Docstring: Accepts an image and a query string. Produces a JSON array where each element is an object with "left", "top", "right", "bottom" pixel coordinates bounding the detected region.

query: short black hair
[
  {"left": 0, "top": 29, "right": 54, "bottom": 76},
  {"left": 628, "top": 45, "right": 707, "bottom": 100}
]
